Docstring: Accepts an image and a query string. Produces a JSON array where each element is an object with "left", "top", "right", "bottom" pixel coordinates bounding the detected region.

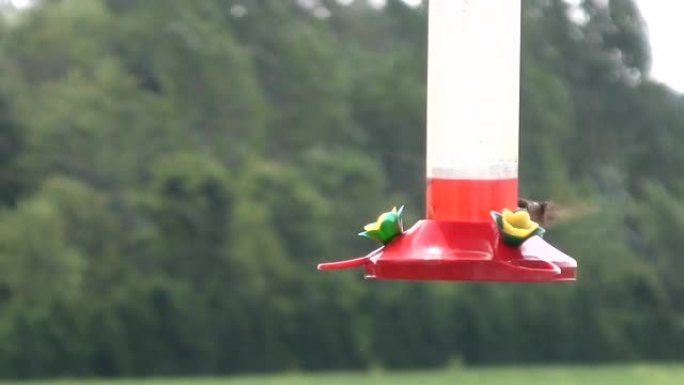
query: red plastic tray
[{"left": 318, "top": 220, "right": 576, "bottom": 282}]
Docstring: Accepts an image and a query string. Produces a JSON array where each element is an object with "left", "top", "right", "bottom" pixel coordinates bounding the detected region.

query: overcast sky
[{"left": 634, "top": 0, "right": 684, "bottom": 93}]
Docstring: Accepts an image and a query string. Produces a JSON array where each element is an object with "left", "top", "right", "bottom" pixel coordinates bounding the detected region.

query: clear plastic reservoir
[{"left": 426, "top": 0, "right": 521, "bottom": 222}]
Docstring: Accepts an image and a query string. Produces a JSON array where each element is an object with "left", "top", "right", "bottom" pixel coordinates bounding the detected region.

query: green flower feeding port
[{"left": 317, "top": 0, "right": 577, "bottom": 282}]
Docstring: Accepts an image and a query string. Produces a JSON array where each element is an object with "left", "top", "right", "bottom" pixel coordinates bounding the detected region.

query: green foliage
[
  {"left": 0, "top": 365, "right": 684, "bottom": 385},
  {"left": 0, "top": 0, "right": 682, "bottom": 379},
  {"left": 0, "top": 77, "right": 25, "bottom": 205}
]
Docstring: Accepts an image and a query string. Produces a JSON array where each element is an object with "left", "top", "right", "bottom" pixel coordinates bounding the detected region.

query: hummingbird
[{"left": 517, "top": 198, "right": 596, "bottom": 228}]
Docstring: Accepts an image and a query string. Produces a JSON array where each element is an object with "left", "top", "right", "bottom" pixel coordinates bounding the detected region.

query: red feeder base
[{"left": 318, "top": 220, "right": 576, "bottom": 282}]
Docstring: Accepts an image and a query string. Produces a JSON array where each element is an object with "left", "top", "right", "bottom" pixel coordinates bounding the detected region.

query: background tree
[{"left": 0, "top": 0, "right": 683, "bottom": 378}]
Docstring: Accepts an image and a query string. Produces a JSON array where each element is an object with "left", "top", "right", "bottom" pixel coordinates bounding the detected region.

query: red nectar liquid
[{"left": 426, "top": 178, "right": 518, "bottom": 222}]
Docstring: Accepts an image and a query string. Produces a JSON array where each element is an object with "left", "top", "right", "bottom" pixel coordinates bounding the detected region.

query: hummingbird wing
[
  {"left": 542, "top": 201, "right": 598, "bottom": 228},
  {"left": 518, "top": 198, "right": 597, "bottom": 228}
]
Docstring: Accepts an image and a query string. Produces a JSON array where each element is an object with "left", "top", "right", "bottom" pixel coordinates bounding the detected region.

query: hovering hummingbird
[{"left": 517, "top": 198, "right": 596, "bottom": 228}]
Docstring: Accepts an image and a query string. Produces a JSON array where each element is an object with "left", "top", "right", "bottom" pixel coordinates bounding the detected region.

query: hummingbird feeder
[{"left": 317, "top": 0, "right": 577, "bottom": 282}]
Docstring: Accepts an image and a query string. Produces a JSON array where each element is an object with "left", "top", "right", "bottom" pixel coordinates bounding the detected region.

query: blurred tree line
[{"left": 0, "top": 0, "right": 683, "bottom": 379}]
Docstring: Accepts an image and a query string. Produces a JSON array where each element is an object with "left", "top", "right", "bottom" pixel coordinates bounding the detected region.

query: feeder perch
[{"left": 317, "top": 0, "right": 577, "bottom": 282}]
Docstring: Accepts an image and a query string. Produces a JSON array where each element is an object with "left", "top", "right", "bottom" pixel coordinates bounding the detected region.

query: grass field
[{"left": 1, "top": 365, "right": 683, "bottom": 385}]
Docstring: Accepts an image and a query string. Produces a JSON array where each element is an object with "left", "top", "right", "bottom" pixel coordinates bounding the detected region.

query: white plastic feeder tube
[
  {"left": 426, "top": 0, "right": 520, "bottom": 180},
  {"left": 425, "top": 0, "right": 521, "bottom": 222}
]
